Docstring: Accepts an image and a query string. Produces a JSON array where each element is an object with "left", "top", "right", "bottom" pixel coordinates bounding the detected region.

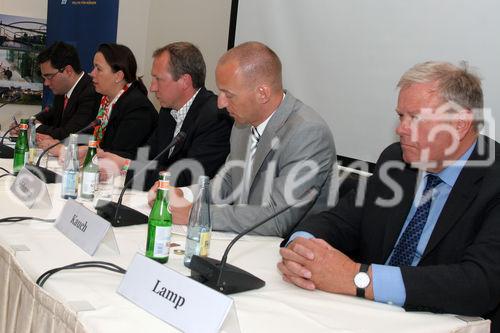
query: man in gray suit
[{"left": 170, "top": 41, "right": 335, "bottom": 237}]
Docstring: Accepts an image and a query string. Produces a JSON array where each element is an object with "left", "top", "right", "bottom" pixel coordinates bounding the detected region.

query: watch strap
[{"left": 356, "top": 263, "right": 369, "bottom": 298}]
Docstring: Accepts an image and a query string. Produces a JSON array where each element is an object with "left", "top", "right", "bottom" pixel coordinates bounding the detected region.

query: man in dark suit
[
  {"left": 99, "top": 42, "right": 233, "bottom": 188},
  {"left": 278, "top": 61, "right": 500, "bottom": 331},
  {"left": 34, "top": 42, "right": 100, "bottom": 145}
]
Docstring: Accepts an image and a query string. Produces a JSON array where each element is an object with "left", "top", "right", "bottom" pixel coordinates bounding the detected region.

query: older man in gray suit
[{"left": 170, "top": 41, "right": 335, "bottom": 237}]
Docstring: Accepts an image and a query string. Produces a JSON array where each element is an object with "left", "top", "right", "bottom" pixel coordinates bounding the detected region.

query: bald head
[{"left": 218, "top": 41, "right": 283, "bottom": 92}]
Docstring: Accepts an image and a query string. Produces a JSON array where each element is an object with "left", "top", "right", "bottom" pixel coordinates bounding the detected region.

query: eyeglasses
[{"left": 41, "top": 68, "right": 64, "bottom": 81}]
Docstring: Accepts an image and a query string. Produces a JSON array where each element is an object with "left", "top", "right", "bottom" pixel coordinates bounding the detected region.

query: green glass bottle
[
  {"left": 145, "top": 171, "right": 172, "bottom": 264},
  {"left": 80, "top": 138, "right": 99, "bottom": 200},
  {"left": 13, "top": 119, "right": 29, "bottom": 175}
]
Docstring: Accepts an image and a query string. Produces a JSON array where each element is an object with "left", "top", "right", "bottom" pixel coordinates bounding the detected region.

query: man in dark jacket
[
  {"left": 279, "top": 61, "right": 500, "bottom": 332},
  {"left": 34, "top": 41, "right": 100, "bottom": 145},
  {"left": 99, "top": 42, "right": 233, "bottom": 189}
]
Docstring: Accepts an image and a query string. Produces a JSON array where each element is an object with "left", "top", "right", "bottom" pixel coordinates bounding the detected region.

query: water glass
[{"left": 96, "top": 171, "right": 114, "bottom": 202}]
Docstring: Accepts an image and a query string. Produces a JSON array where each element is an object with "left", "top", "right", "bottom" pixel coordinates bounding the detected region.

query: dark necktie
[{"left": 388, "top": 174, "right": 442, "bottom": 266}]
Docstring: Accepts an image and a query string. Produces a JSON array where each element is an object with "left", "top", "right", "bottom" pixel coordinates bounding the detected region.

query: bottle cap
[
  {"left": 198, "top": 175, "right": 210, "bottom": 187},
  {"left": 159, "top": 171, "right": 171, "bottom": 181}
]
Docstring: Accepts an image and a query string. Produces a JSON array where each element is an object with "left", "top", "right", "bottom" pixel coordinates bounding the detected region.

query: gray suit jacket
[{"left": 210, "top": 91, "right": 335, "bottom": 237}]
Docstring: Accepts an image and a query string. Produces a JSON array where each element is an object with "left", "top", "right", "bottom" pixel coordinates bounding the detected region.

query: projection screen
[{"left": 234, "top": 0, "right": 500, "bottom": 162}]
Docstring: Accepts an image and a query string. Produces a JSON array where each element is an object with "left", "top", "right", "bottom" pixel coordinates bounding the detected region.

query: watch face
[{"left": 354, "top": 272, "right": 370, "bottom": 289}]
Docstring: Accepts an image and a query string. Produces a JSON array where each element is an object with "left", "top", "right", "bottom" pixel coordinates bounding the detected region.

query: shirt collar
[
  {"left": 170, "top": 88, "right": 200, "bottom": 123},
  {"left": 253, "top": 92, "right": 286, "bottom": 136},
  {"left": 425, "top": 140, "right": 477, "bottom": 187},
  {"left": 65, "top": 72, "right": 84, "bottom": 100}
]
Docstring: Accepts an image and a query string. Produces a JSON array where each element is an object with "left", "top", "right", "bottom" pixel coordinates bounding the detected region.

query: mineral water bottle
[
  {"left": 184, "top": 175, "right": 212, "bottom": 267},
  {"left": 13, "top": 119, "right": 29, "bottom": 175},
  {"left": 28, "top": 116, "right": 37, "bottom": 164},
  {"left": 80, "top": 138, "right": 99, "bottom": 200},
  {"left": 61, "top": 134, "right": 79, "bottom": 199},
  {"left": 145, "top": 171, "right": 172, "bottom": 264}
]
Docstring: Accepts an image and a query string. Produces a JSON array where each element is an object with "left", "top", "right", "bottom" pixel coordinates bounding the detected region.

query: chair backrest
[{"left": 337, "top": 165, "right": 372, "bottom": 199}]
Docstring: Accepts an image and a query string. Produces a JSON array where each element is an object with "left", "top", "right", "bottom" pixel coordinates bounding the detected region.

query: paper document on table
[{"left": 171, "top": 224, "right": 238, "bottom": 240}]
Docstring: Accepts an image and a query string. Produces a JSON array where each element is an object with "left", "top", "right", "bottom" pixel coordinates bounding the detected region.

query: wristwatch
[{"left": 354, "top": 263, "right": 370, "bottom": 298}]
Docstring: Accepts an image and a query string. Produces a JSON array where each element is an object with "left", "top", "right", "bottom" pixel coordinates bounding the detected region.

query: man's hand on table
[{"left": 278, "top": 237, "right": 373, "bottom": 299}]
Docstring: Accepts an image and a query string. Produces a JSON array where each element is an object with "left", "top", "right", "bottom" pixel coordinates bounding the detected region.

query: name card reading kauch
[{"left": 54, "top": 200, "right": 119, "bottom": 256}]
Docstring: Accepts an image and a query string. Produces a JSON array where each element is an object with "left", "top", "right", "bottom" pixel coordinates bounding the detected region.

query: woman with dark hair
[{"left": 89, "top": 43, "right": 158, "bottom": 159}]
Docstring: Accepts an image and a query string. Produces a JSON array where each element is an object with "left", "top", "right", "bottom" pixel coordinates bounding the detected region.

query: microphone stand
[
  {"left": 0, "top": 124, "right": 19, "bottom": 158},
  {"left": 189, "top": 189, "right": 318, "bottom": 295},
  {"left": 0, "top": 96, "right": 35, "bottom": 158},
  {"left": 24, "top": 140, "right": 62, "bottom": 183},
  {"left": 25, "top": 119, "right": 101, "bottom": 183},
  {"left": 95, "top": 132, "right": 186, "bottom": 227}
]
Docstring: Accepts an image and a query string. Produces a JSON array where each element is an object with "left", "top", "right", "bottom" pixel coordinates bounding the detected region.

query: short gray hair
[
  {"left": 398, "top": 61, "right": 484, "bottom": 130},
  {"left": 398, "top": 61, "right": 483, "bottom": 109}
]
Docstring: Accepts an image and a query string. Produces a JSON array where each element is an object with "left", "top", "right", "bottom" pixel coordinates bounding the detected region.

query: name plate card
[
  {"left": 55, "top": 200, "right": 119, "bottom": 256},
  {"left": 118, "top": 253, "right": 239, "bottom": 333},
  {"left": 10, "top": 167, "right": 52, "bottom": 209}
]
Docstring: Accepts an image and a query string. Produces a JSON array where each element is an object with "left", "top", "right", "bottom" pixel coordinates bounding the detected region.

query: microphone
[
  {"left": 95, "top": 131, "right": 187, "bottom": 227},
  {"left": 0, "top": 123, "right": 19, "bottom": 158},
  {"left": 0, "top": 96, "right": 22, "bottom": 158},
  {"left": 24, "top": 119, "right": 102, "bottom": 183},
  {"left": 189, "top": 189, "right": 319, "bottom": 295}
]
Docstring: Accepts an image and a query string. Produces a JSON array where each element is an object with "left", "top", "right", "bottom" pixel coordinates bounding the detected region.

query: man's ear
[
  {"left": 456, "top": 109, "right": 474, "bottom": 139},
  {"left": 256, "top": 85, "right": 271, "bottom": 104},
  {"left": 179, "top": 73, "right": 193, "bottom": 90}
]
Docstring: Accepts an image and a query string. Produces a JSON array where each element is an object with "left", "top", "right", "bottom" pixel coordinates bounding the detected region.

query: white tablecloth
[{"left": 0, "top": 159, "right": 490, "bottom": 333}]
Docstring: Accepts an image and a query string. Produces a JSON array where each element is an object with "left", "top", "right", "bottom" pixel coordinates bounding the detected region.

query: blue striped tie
[{"left": 388, "top": 174, "right": 442, "bottom": 266}]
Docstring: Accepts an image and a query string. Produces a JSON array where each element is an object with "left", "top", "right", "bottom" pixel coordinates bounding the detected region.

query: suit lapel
[
  {"left": 107, "top": 81, "right": 134, "bottom": 124},
  {"left": 61, "top": 73, "right": 90, "bottom": 121},
  {"left": 231, "top": 123, "right": 251, "bottom": 203},
  {"left": 381, "top": 165, "right": 419, "bottom": 261},
  {"left": 422, "top": 141, "right": 487, "bottom": 258},
  {"left": 169, "top": 88, "right": 208, "bottom": 159},
  {"left": 161, "top": 108, "right": 176, "bottom": 152},
  {"left": 248, "top": 93, "right": 294, "bottom": 187}
]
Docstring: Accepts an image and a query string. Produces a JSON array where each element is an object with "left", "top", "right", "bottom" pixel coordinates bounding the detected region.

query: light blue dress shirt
[
  {"left": 372, "top": 142, "right": 476, "bottom": 305},
  {"left": 288, "top": 142, "right": 476, "bottom": 306}
]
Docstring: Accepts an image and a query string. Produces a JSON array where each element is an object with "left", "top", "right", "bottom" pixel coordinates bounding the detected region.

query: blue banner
[
  {"left": 46, "top": 0, "right": 118, "bottom": 72},
  {"left": 43, "top": 0, "right": 119, "bottom": 107}
]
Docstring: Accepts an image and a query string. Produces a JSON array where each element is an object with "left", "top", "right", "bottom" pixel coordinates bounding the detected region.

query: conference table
[{"left": 0, "top": 156, "right": 490, "bottom": 333}]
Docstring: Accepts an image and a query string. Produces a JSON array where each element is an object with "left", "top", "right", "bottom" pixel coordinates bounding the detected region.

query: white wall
[
  {"left": 236, "top": 0, "right": 500, "bottom": 162},
  {"left": 140, "top": 0, "right": 232, "bottom": 109},
  {"left": 116, "top": 0, "right": 152, "bottom": 80},
  {"left": 0, "top": 0, "right": 232, "bottom": 128}
]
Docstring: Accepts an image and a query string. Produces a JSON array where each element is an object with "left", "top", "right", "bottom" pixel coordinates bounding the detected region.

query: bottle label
[
  {"left": 158, "top": 180, "right": 170, "bottom": 190},
  {"left": 19, "top": 124, "right": 28, "bottom": 130},
  {"left": 153, "top": 226, "right": 172, "bottom": 257},
  {"left": 28, "top": 148, "right": 36, "bottom": 165},
  {"left": 199, "top": 231, "right": 211, "bottom": 257},
  {"left": 62, "top": 171, "right": 78, "bottom": 197},
  {"left": 81, "top": 171, "right": 99, "bottom": 196}
]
